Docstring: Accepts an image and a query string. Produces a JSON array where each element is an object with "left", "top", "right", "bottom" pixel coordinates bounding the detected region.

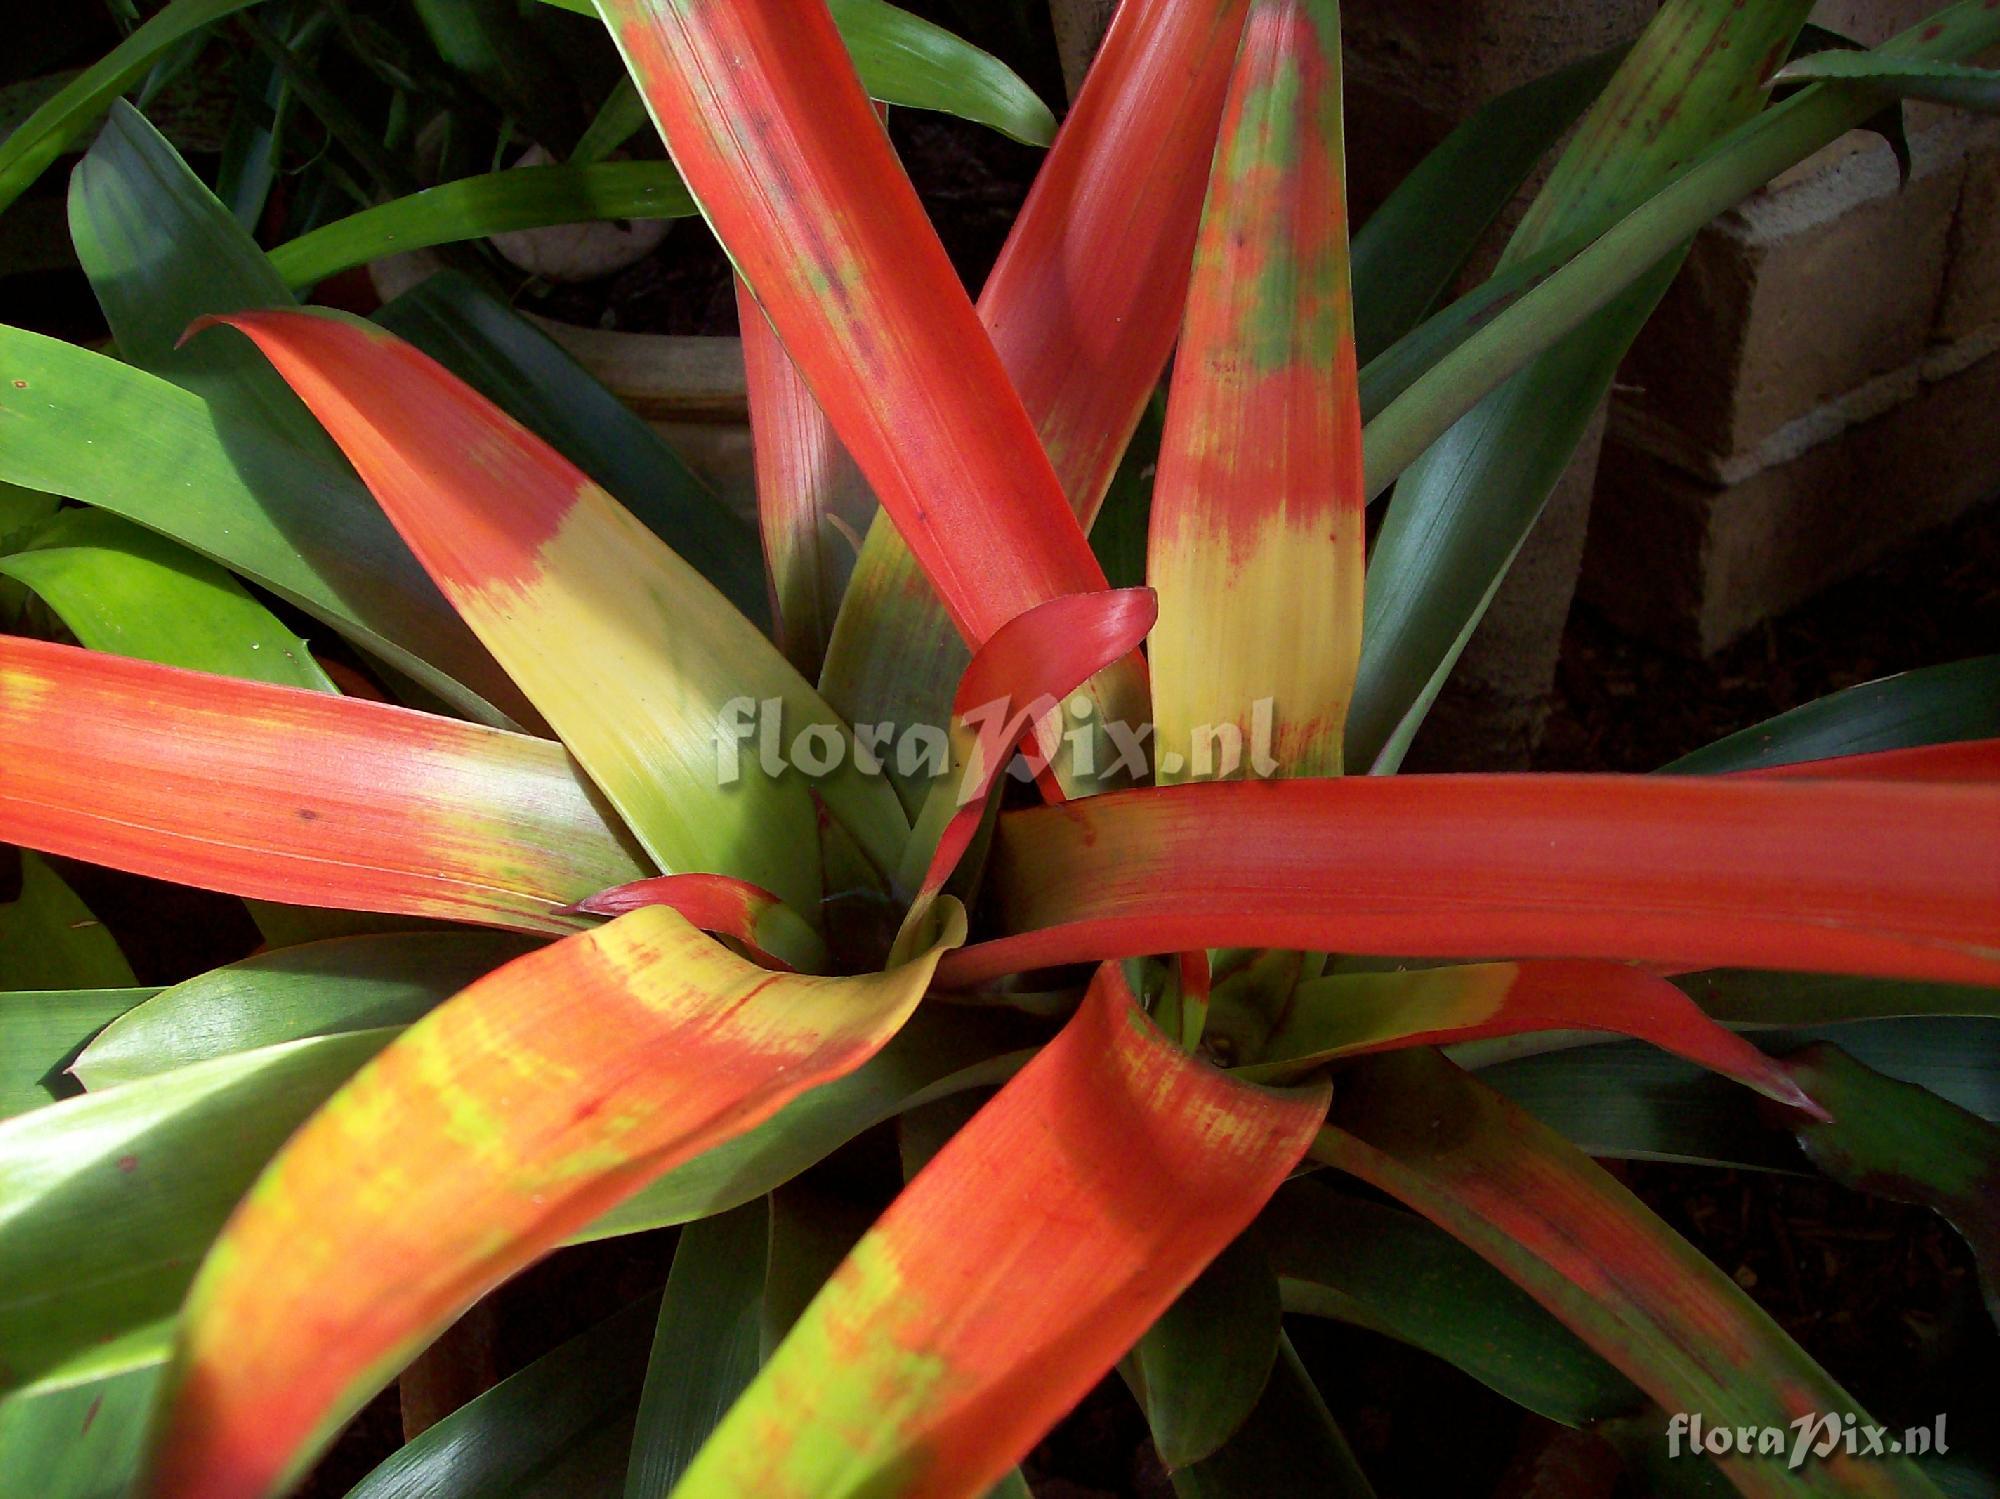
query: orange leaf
[{"left": 673, "top": 962, "right": 1328, "bottom": 1497}]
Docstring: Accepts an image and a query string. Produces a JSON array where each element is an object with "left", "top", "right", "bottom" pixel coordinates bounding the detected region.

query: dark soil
[{"left": 1538, "top": 498, "right": 2000, "bottom": 774}]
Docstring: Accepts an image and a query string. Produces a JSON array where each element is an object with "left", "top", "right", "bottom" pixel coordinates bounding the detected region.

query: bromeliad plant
[{"left": 3, "top": 0, "right": 2000, "bottom": 1495}]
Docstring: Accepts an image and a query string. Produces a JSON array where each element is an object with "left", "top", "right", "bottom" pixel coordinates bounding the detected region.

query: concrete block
[
  {"left": 1810, "top": 0, "right": 1960, "bottom": 42},
  {"left": 1614, "top": 121, "right": 1967, "bottom": 478},
  {"left": 1581, "top": 347, "right": 2000, "bottom": 655},
  {"left": 1048, "top": 0, "right": 1118, "bottom": 102},
  {"left": 1406, "top": 402, "right": 1610, "bottom": 771},
  {"left": 1938, "top": 122, "right": 2000, "bottom": 343}
]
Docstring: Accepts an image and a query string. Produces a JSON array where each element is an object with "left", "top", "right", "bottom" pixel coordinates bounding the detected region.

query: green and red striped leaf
[
  {"left": 1312, "top": 1049, "right": 1930, "bottom": 1497},
  {"left": 596, "top": 0, "right": 1145, "bottom": 767},
  {"left": 140, "top": 899, "right": 966, "bottom": 1499},
  {"left": 818, "top": 0, "right": 1249, "bottom": 803},
  {"left": 940, "top": 771, "right": 2000, "bottom": 987},
  {"left": 1239, "top": 960, "right": 1822, "bottom": 1116},
  {"left": 195, "top": 309, "right": 907, "bottom": 917},
  {"left": 1149, "top": 0, "right": 1364, "bottom": 782},
  {"left": 0, "top": 637, "right": 644, "bottom": 935},
  {"left": 672, "top": 962, "right": 1328, "bottom": 1497}
]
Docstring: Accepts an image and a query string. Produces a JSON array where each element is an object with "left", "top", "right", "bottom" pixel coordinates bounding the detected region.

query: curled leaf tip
[{"left": 174, "top": 312, "right": 229, "bottom": 349}]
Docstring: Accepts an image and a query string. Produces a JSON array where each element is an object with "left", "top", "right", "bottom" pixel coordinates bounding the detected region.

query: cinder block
[
  {"left": 1581, "top": 347, "right": 2000, "bottom": 656},
  {"left": 1614, "top": 122, "right": 1967, "bottom": 478},
  {"left": 1810, "top": 0, "right": 1956, "bottom": 42},
  {"left": 1938, "top": 122, "right": 2000, "bottom": 342},
  {"left": 1048, "top": 0, "right": 1118, "bottom": 101},
  {"left": 1406, "top": 402, "right": 1609, "bottom": 771}
]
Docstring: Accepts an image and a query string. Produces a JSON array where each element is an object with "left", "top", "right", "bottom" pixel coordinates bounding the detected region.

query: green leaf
[
  {"left": 267, "top": 163, "right": 699, "bottom": 290},
  {"left": 1678, "top": 970, "right": 2000, "bottom": 1028},
  {"left": 241, "top": 903, "right": 438, "bottom": 949},
  {"left": 1475, "top": 1019, "right": 2000, "bottom": 1169},
  {"left": 1355, "top": 224, "right": 1594, "bottom": 423},
  {"left": 571, "top": 81, "right": 649, "bottom": 166},
  {"left": 0, "top": 483, "right": 61, "bottom": 624},
  {"left": 1774, "top": 51, "right": 2000, "bottom": 113},
  {"left": 73, "top": 103, "right": 335, "bottom": 455},
  {"left": 1263, "top": 1182, "right": 1642, "bottom": 1427},
  {"left": 374, "top": 272, "right": 768, "bottom": 630},
  {"left": 349, "top": 1295, "right": 660, "bottom": 1499},
  {"left": 1478, "top": 1038, "right": 1805, "bottom": 1172},
  {"left": 1169, "top": 1335, "right": 1374, "bottom": 1499},
  {"left": 412, "top": 0, "right": 588, "bottom": 156},
  {"left": 0, "top": 852, "right": 135, "bottom": 991},
  {"left": 0, "top": 1030, "right": 392, "bottom": 1392},
  {"left": 71, "top": 931, "right": 537, "bottom": 1088},
  {"left": 0, "top": 988, "right": 154, "bottom": 1120},
  {"left": 1, "top": 508, "right": 339, "bottom": 691},
  {"left": 825, "top": 0, "right": 1056, "bottom": 146},
  {"left": 1087, "top": 388, "right": 1164, "bottom": 593},
  {"left": 0, "top": 481, "right": 60, "bottom": 540},
  {"left": 0, "top": 1361, "right": 160, "bottom": 1499},
  {"left": 58, "top": 102, "right": 527, "bottom": 725},
  {"left": 626, "top": 1201, "right": 766, "bottom": 1497},
  {"left": 0, "top": 0, "right": 269, "bottom": 216},
  {"left": 1355, "top": 266, "right": 1677, "bottom": 774},
  {"left": 1783, "top": 24, "right": 1912, "bottom": 183},
  {"left": 1133, "top": 1230, "right": 1281, "bottom": 1468},
  {"left": 1663, "top": 657, "right": 2000, "bottom": 773},
  {"left": 213, "top": 41, "right": 287, "bottom": 231},
  {"left": 0, "top": 327, "right": 523, "bottom": 727},
  {"left": 1350, "top": 43, "right": 1627, "bottom": 363},
  {"left": 762, "top": 1178, "right": 877, "bottom": 1356},
  {"left": 1786, "top": 1043, "right": 2000, "bottom": 1324}
]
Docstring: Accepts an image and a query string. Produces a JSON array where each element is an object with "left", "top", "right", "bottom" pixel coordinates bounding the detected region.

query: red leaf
[
  {"left": 0, "top": 636, "right": 643, "bottom": 934},
  {"left": 599, "top": 0, "right": 1115, "bottom": 652},
  {"left": 940, "top": 774, "right": 2000, "bottom": 987}
]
